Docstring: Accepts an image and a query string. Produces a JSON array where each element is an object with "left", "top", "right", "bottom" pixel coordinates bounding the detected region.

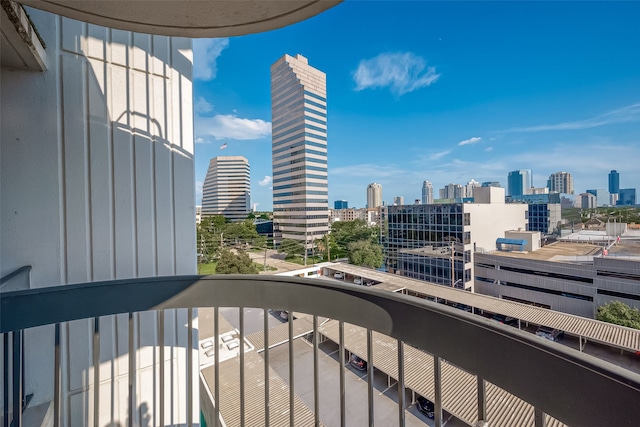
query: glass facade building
[
  {"left": 507, "top": 170, "right": 530, "bottom": 196},
  {"left": 609, "top": 170, "right": 620, "bottom": 194},
  {"left": 618, "top": 188, "right": 637, "bottom": 206},
  {"left": 384, "top": 204, "right": 472, "bottom": 288},
  {"left": 334, "top": 200, "right": 348, "bottom": 209}
]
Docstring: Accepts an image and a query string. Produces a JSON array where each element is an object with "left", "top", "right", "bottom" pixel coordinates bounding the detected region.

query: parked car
[
  {"left": 353, "top": 278, "right": 362, "bottom": 285},
  {"left": 349, "top": 354, "right": 367, "bottom": 371},
  {"left": 334, "top": 272, "right": 344, "bottom": 279},
  {"left": 416, "top": 396, "right": 435, "bottom": 418},
  {"left": 492, "top": 313, "right": 518, "bottom": 326},
  {"left": 535, "top": 325, "right": 564, "bottom": 341}
]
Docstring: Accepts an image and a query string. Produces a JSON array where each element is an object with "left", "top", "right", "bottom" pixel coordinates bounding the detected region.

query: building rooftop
[{"left": 485, "top": 241, "right": 602, "bottom": 261}]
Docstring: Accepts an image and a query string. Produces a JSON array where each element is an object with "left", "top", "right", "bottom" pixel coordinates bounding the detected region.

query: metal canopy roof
[{"left": 328, "top": 264, "right": 640, "bottom": 352}]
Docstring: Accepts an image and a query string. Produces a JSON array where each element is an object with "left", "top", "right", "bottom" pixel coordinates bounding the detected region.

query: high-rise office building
[
  {"left": 367, "top": 183, "right": 383, "bottom": 208},
  {"left": 586, "top": 189, "right": 611, "bottom": 207},
  {"left": 202, "top": 156, "right": 251, "bottom": 221},
  {"left": 394, "top": 196, "right": 404, "bottom": 206},
  {"left": 507, "top": 170, "right": 531, "bottom": 196},
  {"left": 609, "top": 170, "right": 620, "bottom": 195},
  {"left": 547, "top": 171, "right": 574, "bottom": 194},
  {"left": 271, "top": 54, "right": 329, "bottom": 247},
  {"left": 482, "top": 181, "right": 501, "bottom": 188},
  {"left": 466, "top": 179, "right": 481, "bottom": 198},
  {"left": 618, "top": 188, "right": 637, "bottom": 206},
  {"left": 422, "top": 180, "right": 434, "bottom": 204},
  {"left": 334, "top": 200, "right": 348, "bottom": 209}
]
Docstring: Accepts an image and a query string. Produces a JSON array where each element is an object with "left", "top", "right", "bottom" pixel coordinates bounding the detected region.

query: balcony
[{"left": 2, "top": 274, "right": 640, "bottom": 427}]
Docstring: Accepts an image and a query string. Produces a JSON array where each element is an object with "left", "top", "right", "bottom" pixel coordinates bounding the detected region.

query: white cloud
[
  {"left": 193, "top": 38, "right": 229, "bottom": 81},
  {"left": 502, "top": 103, "right": 640, "bottom": 133},
  {"left": 331, "top": 163, "right": 405, "bottom": 178},
  {"left": 429, "top": 150, "right": 450, "bottom": 161},
  {"left": 259, "top": 176, "right": 272, "bottom": 186},
  {"left": 485, "top": 146, "right": 494, "bottom": 152},
  {"left": 195, "top": 96, "right": 213, "bottom": 114},
  {"left": 196, "top": 114, "right": 271, "bottom": 140},
  {"left": 353, "top": 52, "right": 440, "bottom": 96},
  {"left": 195, "top": 137, "right": 206, "bottom": 144},
  {"left": 458, "top": 136, "right": 482, "bottom": 146}
]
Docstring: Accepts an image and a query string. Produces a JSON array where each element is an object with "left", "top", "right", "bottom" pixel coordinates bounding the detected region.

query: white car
[
  {"left": 353, "top": 278, "right": 362, "bottom": 285},
  {"left": 334, "top": 272, "right": 344, "bottom": 279}
]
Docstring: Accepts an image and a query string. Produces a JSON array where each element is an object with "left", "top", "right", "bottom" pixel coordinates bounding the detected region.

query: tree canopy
[
  {"left": 596, "top": 301, "right": 640, "bottom": 330},
  {"left": 278, "top": 238, "right": 305, "bottom": 260},
  {"left": 215, "top": 249, "right": 259, "bottom": 274},
  {"left": 347, "top": 240, "right": 384, "bottom": 268},
  {"left": 329, "top": 219, "right": 381, "bottom": 261},
  {"left": 197, "top": 216, "right": 265, "bottom": 263}
]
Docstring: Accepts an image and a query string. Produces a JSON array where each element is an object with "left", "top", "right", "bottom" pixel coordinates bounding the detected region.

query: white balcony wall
[{"left": 1, "top": 9, "right": 197, "bottom": 426}]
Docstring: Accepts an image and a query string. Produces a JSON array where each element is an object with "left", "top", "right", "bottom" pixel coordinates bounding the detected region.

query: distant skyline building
[
  {"left": 609, "top": 170, "right": 620, "bottom": 195},
  {"left": 618, "top": 188, "right": 637, "bottom": 206},
  {"left": 367, "top": 182, "right": 383, "bottom": 208},
  {"left": 334, "top": 200, "right": 348, "bottom": 209},
  {"left": 202, "top": 156, "right": 250, "bottom": 221},
  {"left": 580, "top": 192, "right": 596, "bottom": 209},
  {"left": 465, "top": 179, "right": 481, "bottom": 198},
  {"left": 586, "top": 189, "right": 611, "bottom": 207},
  {"left": 393, "top": 196, "right": 404, "bottom": 206},
  {"left": 422, "top": 180, "right": 434, "bottom": 204},
  {"left": 482, "top": 181, "right": 501, "bottom": 188},
  {"left": 547, "top": 171, "right": 574, "bottom": 194},
  {"left": 271, "top": 54, "right": 329, "bottom": 247},
  {"left": 507, "top": 169, "right": 531, "bottom": 197}
]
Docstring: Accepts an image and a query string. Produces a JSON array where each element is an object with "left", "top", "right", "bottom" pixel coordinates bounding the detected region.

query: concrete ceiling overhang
[{"left": 18, "top": 0, "right": 342, "bottom": 37}]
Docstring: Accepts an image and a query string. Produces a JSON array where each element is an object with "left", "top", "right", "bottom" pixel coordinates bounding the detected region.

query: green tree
[
  {"left": 347, "top": 240, "right": 384, "bottom": 268},
  {"left": 330, "top": 219, "right": 379, "bottom": 259},
  {"left": 596, "top": 301, "right": 640, "bottom": 330},
  {"left": 215, "top": 249, "right": 259, "bottom": 274},
  {"left": 223, "top": 220, "right": 260, "bottom": 244},
  {"left": 278, "top": 238, "right": 304, "bottom": 260},
  {"left": 197, "top": 215, "right": 228, "bottom": 263}
]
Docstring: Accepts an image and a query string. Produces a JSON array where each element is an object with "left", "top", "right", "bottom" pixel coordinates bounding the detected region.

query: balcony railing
[{"left": 2, "top": 274, "right": 640, "bottom": 426}]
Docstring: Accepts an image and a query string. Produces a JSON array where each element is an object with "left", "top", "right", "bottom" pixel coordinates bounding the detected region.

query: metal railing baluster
[
  {"left": 12, "top": 330, "right": 22, "bottom": 427},
  {"left": 288, "top": 311, "right": 294, "bottom": 426},
  {"left": 535, "top": 407, "right": 546, "bottom": 427},
  {"left": 54, "top": 324, "right": 61, "bottom": 427},
  {"left": 158, "top": 311, "right": 164, "bottom": 427},
  {"left": 263, "top": 309, "right": 270, "bottom": 427},
  {"left": 128, "top": 313, "right": 134, "bottom": 427},
  {"left": 434, "top": 356, "right": 442, "bottom": 427},
  {"left": 188, "top": 308, "right": 193, "bottom": 427},
  {"left": 239, "top": 307, "right": 245, "bottom": 427},
  {"left": 397, "top": 340, "right": 405, "bottom": 427},
  {"left": 313, "top": 315, "right": 320, "bottom": 427},
  {"left": 477, "top": 376, "right": 486, "bottom": 423},
  {"left": 214, "top": 307, "right": 220, "bottom": 427},
  {"left": 3, "top": 332, "right": 8, "bottom": 427},
  {"left": 93, "top": 317, "right": 100, "bottom": 427},
  {"left": 367, "top": 329, "right": 374, "bottom": 427},
  {"left": 339, "top": 321, "right": 345, "bottom": 427}
]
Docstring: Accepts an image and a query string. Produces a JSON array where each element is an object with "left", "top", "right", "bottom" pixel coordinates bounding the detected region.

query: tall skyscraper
[
  {"left": 547, "top": 171, "right": 574, "bottom": 194},
  {"left": 202, "top": 156, "right": 251, "bottom": 221},
  {"left": 507, "top": 170, "right": 531, "bottom": 196},
  {"left": 422, "top": 180, "right": 434, "bottom": 204},
  {"left": 466, "top": 179, "right": 481, "bottom": 198},
  {"left": 367, "top": 183, "right": 383, "bottom": 208},
  {"left": 618, "top": 188, "right": 637, "bottom": 206},
  {"left": 393, "top": 196, "right": 404, "bottom": 206},
  {"left": 609, "top": 170, "right": 620, "bottom": 195},
  {"left": 271, "top": 54, "right": 329, "bottom": 248}
]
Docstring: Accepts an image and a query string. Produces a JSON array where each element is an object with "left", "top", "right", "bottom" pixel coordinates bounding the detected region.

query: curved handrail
[
  {"left": 2, "top": 274, "right": 640, "bottom": 426},
  {"left": 0, "top": 265, "right": 31, "bottom": 291}
]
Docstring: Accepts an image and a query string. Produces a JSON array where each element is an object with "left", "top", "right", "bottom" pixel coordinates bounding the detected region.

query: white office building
[
  {"left": 367, "top": 183, "right": 383, "bottom": 208},
  {"left": 548, "top": 171, "right": 575, "bottom": 194},
  {"left": 422, "top": 180, "right": 434, "bottom": 204},
  {"left": 271, "top": 54, "right": 329, "bottom": 248},
  {"left": 202, "top": 156, "right": 251, "bottom": 221}
]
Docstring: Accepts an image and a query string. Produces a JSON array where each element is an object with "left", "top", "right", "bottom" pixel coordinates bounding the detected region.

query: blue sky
[{"left": 193, "top": 1, "right": 640, "bottom": 210}]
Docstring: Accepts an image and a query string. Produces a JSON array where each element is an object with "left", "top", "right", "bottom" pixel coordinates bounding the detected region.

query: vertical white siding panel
[
  {"left": 61, "top": 17, "right": 84, "bottom": 54},
  {"left": 132, "top": 33, "right": 150, "bottom": 73},
  {"left": 173, "top": 152, "right": 196, "bottom": 274},
  {"left": 98, "top": 316, "right": 117, "bottom": 427},
  {"left": 88, "top": 58, "right": 113, "bottom": 281},
  {"left": 152, "top": 35, "right": 169, "bottom": 77},
  {"left": 134, "top": 133, "right": 155, "bottom": 277},
  {"left": 154, "top": 142, "right": 175, "bottom": 276},
  {"left": 163, "top": 309, "right": 177, "bottom": 424},
  {"left": 67, "top": 320, "right": 92, "bottom": 427},
  {"left": 111, "top": 64, "right": 136, "bottom": 279},
  {"left": 61, "top": 54, "right": 90, "bottom": 284},
  {"left": 132, "top": 70, "right": 149, "bottom": 133},
  {"left": 181, "top": 74, "right": 194, "bottom": 154},
  {"left": 137, "top": 311, "right": 158, "bottom": 426},
  {"left": 87, "top": 24, "right": 107, "bottom": 60},
  {"left": 111, "top": 29, "right": 129, "bottom": 67},
  {"left": 150, "top": 74, "right": 166, "bottom": 139}
]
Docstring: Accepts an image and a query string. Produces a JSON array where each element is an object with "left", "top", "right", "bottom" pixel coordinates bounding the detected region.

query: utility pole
[
  {"left": 263, "top": 246, "right": 267, "bottom": 272},
  {"left": 450, "top": 240, "right": 455, "bottom": 287},
  {"left": 326, "top": 234, "right": 330, "bottom": 261},
  {"left": 304, "top": 231, "right": 308, "bottom": 266}
]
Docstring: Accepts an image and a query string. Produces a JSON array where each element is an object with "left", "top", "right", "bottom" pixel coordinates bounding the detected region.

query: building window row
[
  {"left": 273, "top": 148, "right": 327, "bottom": 162},
  {"left": 273, "top": 190, "right": 329, "bottom": 197},
  {"left": 273, "top": 165, "right": 328, "bottom": 176},
  {"left": 272, "top": 173, "right": 326, "bottom": 184},
  {"left": 303, "top": 90, "right": 326, "bottom": 102},
  {"left": 273, "top": 182, "right": 328, "bottom": 190},
  {"left": 273, "top": 131, "right": 327, "bottom": 148},
  {"left": 274, "top": 207, "right": 328, "bottom": 212},
  {"left": 274, "top": 198, "right": 328, "bottom": 205}
]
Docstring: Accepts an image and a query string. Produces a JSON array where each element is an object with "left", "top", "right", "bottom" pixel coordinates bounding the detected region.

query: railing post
[
  {"left": 367, "top": 329, "right": 374, "bottom": 427},
  {"left": 289, "top": 310, "right": 295, "bottom": 427},
  {"left": 3, "top": 332, "right": 9, "bottom": 427},
  {"left": 54, "top": 324, "right": 61, "bottom": 427},
  {"left": 313, "top": 316, "right": 320, "bottom": 427},
  {"left": 214, "top": 307, "right": 220, "bottom": 427},
  {"left": 12, "top": 330, "right": 22, "bottom": 427},
  {"left": 158, "top": 311, "right": 164, "bottom": 427},
  {"left": 477, "top": 376, "right": 487, "bottom": 423},
  {"left": 535, "top": 407, "right": 546, "bottom": 427},
  {"left": 397, "top": 340, "right": 405, "bottom": 427},
  {"left": 239, "top": 307, "right": 245, "bottom": 427},
  {"left": 93, "top": 318, "right": 100, "bottom": 427},
  {"left": 128, "top": 313, "right": 134, "bottom": 427},
  {"left": 339, "top": 321, "right": 346, "bottom": 427},
  {"left": 188, "top": 308, "right": 193, "bottom": 427},
  {"left": 434, "top": 356, "right": 442, "bottom": 427},
  {"left": 263, "top": 309, "right": 270, "bottom": 427}
]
